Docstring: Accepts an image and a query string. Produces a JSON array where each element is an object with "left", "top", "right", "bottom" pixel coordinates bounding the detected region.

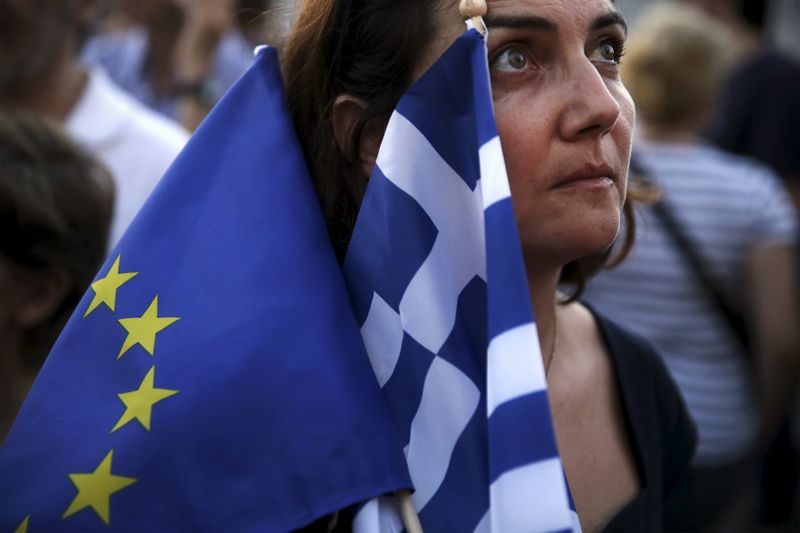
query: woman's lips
[
  {"left": 552, "top": 164, "right": 616, "bottom": 190},
  {"left": 555, "top": 176, "right": 614, "bottom": 190}
]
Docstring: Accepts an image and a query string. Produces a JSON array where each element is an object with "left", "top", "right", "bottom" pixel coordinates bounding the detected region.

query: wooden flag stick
[
  {"left": 460, "top": 0, "right": 488, "bottom": 34},
  {"left": 396, "top": 490, "right": 423, "bottom": 533}
]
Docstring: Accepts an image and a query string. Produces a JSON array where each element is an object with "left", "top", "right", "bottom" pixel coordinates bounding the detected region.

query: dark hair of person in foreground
[{"left": 0, "top": 111, "right": 114, "bottom": 442}]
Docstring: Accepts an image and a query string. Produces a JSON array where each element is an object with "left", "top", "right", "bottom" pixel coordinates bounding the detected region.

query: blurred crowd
[
  {"left": 0, "top": 0, "right": 284, "bottom": 454},
  {"left": 585, "top": 1, "right": 800, "bottom": 530},
  {"left": 1, "top": 0, "right": 798, "bottom": 531}
]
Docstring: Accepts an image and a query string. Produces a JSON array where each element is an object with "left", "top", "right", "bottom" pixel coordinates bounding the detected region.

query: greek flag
[{"left": 345, "top": 26, "right": 577, "bottom": 532}]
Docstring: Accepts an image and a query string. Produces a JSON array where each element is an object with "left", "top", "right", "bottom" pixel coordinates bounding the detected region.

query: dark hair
[
  {"left": 283, "top": 0, "right": 447, "bottom": 257},
  {"left": 739, "top": 0, "right": 770, "bottom": 31},
  {"left": 0, "top": 111, "right": 114, "bottom": 368},
  {"left": 0, "top": 0, "right": 93, "bottom": 99},
  {"left": 282, "top": 0, "right": 641, "bottom": 298}
]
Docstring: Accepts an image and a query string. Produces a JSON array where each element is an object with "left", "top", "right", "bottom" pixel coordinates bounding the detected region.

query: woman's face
[{"left": 440, "top": 0, "right": 634, "bottom": 269}]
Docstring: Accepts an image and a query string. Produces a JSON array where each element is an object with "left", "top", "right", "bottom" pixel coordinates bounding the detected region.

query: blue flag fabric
[
  {"left": 0, "top": 47, "right": 411, "bottom": 532},
  {"left": 345, "top": 27, "right": 577, "bottom": 532}
]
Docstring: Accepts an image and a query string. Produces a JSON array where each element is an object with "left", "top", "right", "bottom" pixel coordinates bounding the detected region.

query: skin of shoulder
[{"left": 548, "top": 301, "right": 640, "bottom": 532}]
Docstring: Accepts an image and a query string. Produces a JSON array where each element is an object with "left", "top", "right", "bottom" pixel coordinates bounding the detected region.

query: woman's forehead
[
  {"left": 487, "top": 0, "right": 616, "bottom": 11},
  {"left": 435, "top": 0, "right": 621, "bottom": 37},
  {"left": 485, "top": 0, "right": 619, "bottom": 23}
]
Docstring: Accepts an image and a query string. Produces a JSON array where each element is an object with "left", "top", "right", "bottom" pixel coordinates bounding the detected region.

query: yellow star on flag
[
  {"left": 62, "top": 450, "right": 137, "bottom": 525},
  {"left": 13, "top": 516, "right": 29, "bottom": 533},
  {"left": 117, "top": 296, "right": 180, "bottom": 359},
  {"left": 83, "top": 255, "right": 138, "bottom": 317},
  {"left": 112, "top": 366, "right": 179, "bottom": 432}
]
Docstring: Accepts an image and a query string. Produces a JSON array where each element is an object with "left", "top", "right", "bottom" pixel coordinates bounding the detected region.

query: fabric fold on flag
[
  {"left": 345, "top": 26, "right": 577, "bottom": 532},
  {"left": 0, "top": 46, "right": 411, "bottom": 532}
]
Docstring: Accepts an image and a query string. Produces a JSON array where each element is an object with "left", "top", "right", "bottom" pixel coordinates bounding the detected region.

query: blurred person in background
[
  {"left": 0, "top": 112, "right": 114, "bottom": 443},
  {"left": 582, "top": 3, "right": 800, "bottom": 531},
  {"left": 0, "top": 0, "right": 189, "bottom": 247},
  {"left": 688, "top": 0, "right": 800, "bottom": 526},
  {"left": 82, "top": 0, "right": 258, "bottom": 130},
  {"left": 690, "top": 0, "right": 800, "bottom": 208}
]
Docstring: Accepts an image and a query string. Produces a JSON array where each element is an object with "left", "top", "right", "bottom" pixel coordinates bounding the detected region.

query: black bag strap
[{"left": 631, "top": 158, "right": 751, "bottom": 353}]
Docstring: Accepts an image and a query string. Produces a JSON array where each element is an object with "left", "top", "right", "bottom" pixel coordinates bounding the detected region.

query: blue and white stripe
[{"left": 345, "top": 25, "right": 576, "bottom": 532}]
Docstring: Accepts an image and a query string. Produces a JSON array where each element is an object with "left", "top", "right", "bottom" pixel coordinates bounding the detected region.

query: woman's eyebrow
[
  {"left": 485, "top": 15, "right": 557, "bottom": 33},
  {"left": 590, "top": 11, "right": 628, "bottom": 36},
  {"left": 485, "top": 12, "right": 627, "bottom": 36}
]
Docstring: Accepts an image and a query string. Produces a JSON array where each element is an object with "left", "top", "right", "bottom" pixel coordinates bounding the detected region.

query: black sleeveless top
[{"left": 590, "top": 306, "right": 698, "bottom": 532}]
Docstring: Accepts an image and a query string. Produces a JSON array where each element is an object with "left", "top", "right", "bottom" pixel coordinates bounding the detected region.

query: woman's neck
[{"left": 527, "top": 266, "right": 562, "bottom": 377}]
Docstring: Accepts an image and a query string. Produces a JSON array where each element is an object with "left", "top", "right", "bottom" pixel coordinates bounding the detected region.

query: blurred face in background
[
  {"left": 121, "top": 0, "right": 179, "bottom": 25},
  {"left": 680, "top": 0, "right": 738, "bottom": 22},
  {"left": 0, "top": 0, "right": 75, "bottom": 97}
]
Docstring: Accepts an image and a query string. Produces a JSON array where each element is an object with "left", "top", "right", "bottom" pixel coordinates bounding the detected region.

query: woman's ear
[
  {"left": 332, "top": 95, "right": 386, "bottom": 178},
  {"left": 16, "top": 269, "right": 71, "bottom": 328}
]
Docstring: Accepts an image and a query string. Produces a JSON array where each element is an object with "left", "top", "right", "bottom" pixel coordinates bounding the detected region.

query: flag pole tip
[
  {"left": 459, "top": 0, "right": 486, "bottom": 18},
  {"left": 460, "top": 0, "right": 487, "bottom": 35}
]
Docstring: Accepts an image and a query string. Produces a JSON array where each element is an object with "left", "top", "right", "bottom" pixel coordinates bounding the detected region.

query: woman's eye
[
  {"left": 590, "top": 41, "right": 621, "bottom": 63},
  {"left": 491, "top": 48, "right": 529, "bottom": 72}
]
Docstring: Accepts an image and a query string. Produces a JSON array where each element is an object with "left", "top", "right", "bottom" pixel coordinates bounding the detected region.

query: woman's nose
[{"left": 558, "top": 59, "right": 621, "bottom": 141}]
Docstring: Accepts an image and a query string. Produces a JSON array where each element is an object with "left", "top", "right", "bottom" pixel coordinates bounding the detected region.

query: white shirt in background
[{"left": 65, "top": 67, "right": 189, "bottom": 246}]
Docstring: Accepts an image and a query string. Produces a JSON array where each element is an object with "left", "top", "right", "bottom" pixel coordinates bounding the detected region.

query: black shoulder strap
[{"left": 632, "top": 159, "right": 751, "bottom": 353}]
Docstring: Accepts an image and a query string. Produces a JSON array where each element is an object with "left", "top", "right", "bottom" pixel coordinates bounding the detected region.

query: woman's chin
[
  {"left": 520, "top": 213, "right": 620, "bottom": 266},
  {"left": 581, "top": 214, "right": 621, "bottom": 250}
]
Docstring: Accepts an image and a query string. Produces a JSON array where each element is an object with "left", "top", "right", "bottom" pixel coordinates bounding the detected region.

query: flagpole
[
  {"left": 396, "top": 490, "right": 423, "bottom": 533},
  {"left": 460, "top": 0, "right": 488, "bottom": 35}
]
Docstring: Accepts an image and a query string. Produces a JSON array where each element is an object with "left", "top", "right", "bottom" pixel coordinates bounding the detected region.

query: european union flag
[{"left": 0, "top": 47, "right": 410, "bottom": 532}]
